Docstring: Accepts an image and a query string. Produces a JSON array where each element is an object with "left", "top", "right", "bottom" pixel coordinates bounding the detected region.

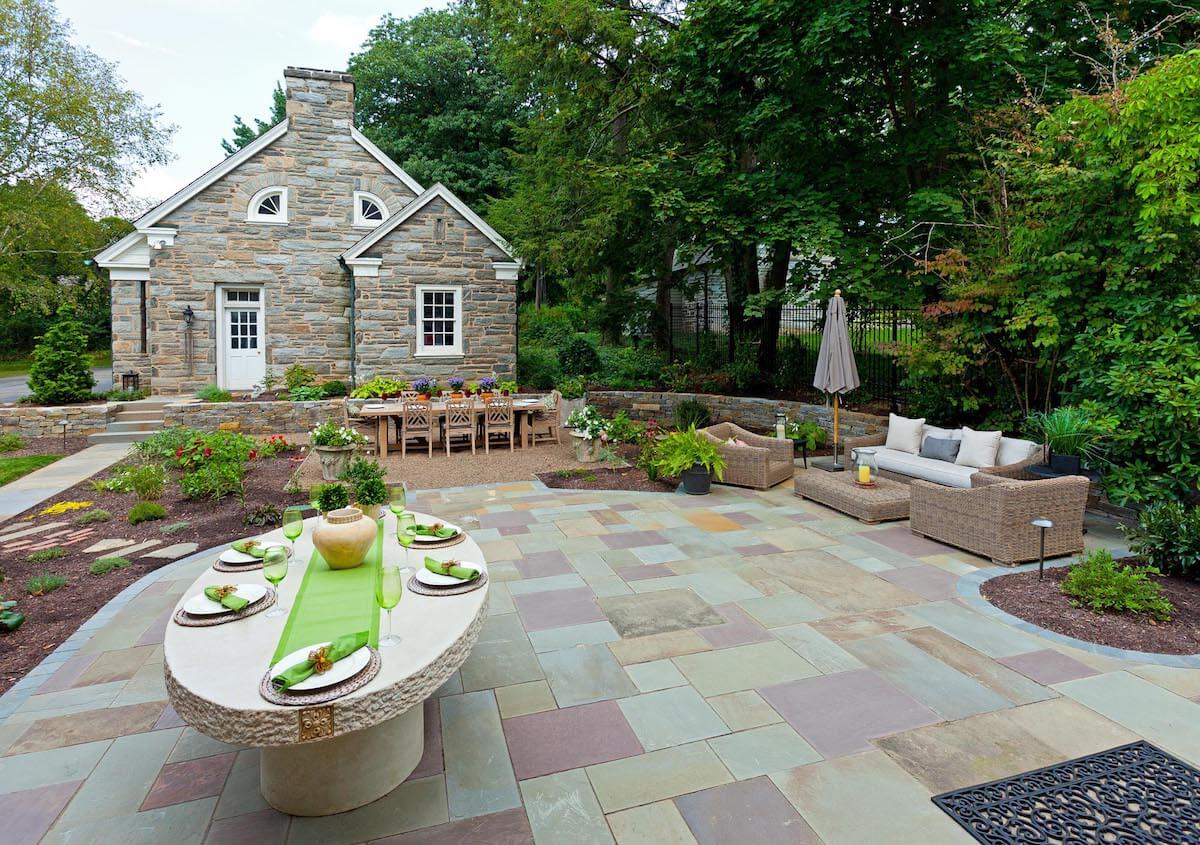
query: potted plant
[
  {"left": 466, "top": 381, "right": 479, "bottom": 397},
  {"left": 557, "top": 375, "right": 587, "bottom": 420},
  {"left": 653, "top": 426, "right": 726, "bottom": 494},
  {"left": 340, "top": 456, "right": 387, "bottom": 520},
  {"left": 499, "top": 379, "right": 517, "bottom": 397},
  {"left": 309, "top": 420, "right": 368, "bottom": 480},
  {"left": 448, "top": 376, "right": 465, "bottom": 398},
  {"left": 1028, "top": 406, "right": 1110, "bottom": 474},
  {"left": 566, "top": 406, "right": 609, "bottom": 463},
  {"left": 786, "top": 418, "right": 828, "bottom": 468},
  {"left": 412, "top": 376, "right": 435, "bottom": 401},
  {"left": 478, "top": 376, "right": 497, "bottom": 399},
  {"left": 313, "top": 481, "right": 350, "bottom": 515}
]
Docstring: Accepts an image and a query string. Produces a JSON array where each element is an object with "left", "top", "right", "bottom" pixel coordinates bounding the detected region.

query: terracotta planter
[
  {"left": 479, "top": 392, "right": 494, "bottom": 401},
  {"left": 314, "top": 444, "right": 357, "bottom": 481},
  {"left": 312, "top": 507, "right": 377, "bottom": 569},
  {"left": 450, "top": 392, "right": 465, "bottom": 399},
  {"left": 417, "top": 394, "right": 431, "bottom": 401}
]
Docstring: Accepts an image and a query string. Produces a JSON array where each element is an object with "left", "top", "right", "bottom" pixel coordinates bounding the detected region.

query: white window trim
[
  {"left": 353, "top": 191, "right": 388, "bottom": 228},
  {"left": 415, "top": 285, "right": 463, "bottom": 357},
  {"left": 247, "top": 186, "right": 288, "bottom": 224}
]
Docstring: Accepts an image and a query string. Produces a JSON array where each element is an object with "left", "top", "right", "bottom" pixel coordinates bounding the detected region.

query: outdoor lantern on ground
[
  {"left": 1031, "top": 517, "right": 1054, "bottom": 579},
  {"left": 775, "top": 411, "right": 787, "bottom": 440},
  {"left": 59, "top": 420, "right": 68, "bottom": 452}
]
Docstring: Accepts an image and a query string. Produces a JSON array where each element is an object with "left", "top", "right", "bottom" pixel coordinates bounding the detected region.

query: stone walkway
[
  {"left": 0, "top": 442, "right": 131, "bottom": 522},
  {"left": 3, "top": 478, "right": 1198, "bottom": 845}
]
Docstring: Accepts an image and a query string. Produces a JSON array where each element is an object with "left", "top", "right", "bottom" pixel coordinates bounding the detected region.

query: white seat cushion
[
  {"left": 996, "top": 436, "right": 1040, "bottom": 466},
  {"left": 884, "top": 414, "right": 925, "bottom": 454},
  {"left": 956, "top": 426, "right": 1003, "bottom": 468},
  {"left": 873, "top": 447, "right": 977, "bottom": 488}
]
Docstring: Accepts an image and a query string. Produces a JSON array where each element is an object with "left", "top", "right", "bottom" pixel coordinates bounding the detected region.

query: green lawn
[
  {"left": 0, "top": 454, "right": 63, "bottom": 486},
  {"left": 0, "top": 350, "right": 111, "bottom": 378}
]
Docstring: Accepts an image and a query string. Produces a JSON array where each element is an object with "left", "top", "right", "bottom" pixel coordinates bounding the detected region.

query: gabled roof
[
  {"left": 342, "top": 182, "right": 514, "bottom": 261},
  {"left": 351, "top": 128, "right": 423, "bottom": 195}
]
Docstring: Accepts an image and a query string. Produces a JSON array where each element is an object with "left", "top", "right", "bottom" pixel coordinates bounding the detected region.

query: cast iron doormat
[{"left": 931, "top": 741, "right": 1200, "bottom": 844}]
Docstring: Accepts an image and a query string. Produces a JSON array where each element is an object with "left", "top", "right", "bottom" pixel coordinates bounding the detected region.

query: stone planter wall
[
  {"left": 162, "top": 399, "right": 349, "bottom": 434},
  {"left": 586, "top": 390, "right": 887, "bottom": 442},
  {"left": 0, "top": 403, "right": 113, "bottom": 437}
]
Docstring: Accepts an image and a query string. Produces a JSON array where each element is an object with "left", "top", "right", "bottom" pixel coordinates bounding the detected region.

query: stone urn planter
[
  {"left": 680, "top": 463, "right": 712, "bottom": 495},
  {"left": 572, "top": 432, "right": 602, "bottom": 463},
  {"left": 314, "top": 445, "right": 357, "bottom": 481},
  {"left": 312, "top": 507, "right": 377, "bottom": 569}
]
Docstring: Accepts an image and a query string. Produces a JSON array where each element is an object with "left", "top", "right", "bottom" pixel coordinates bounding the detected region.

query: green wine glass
[
  {"left": 282, "top": 507, "right": 304, "bottom": 560},
  {"left": 396, "top": 512, "right": 417, "bottom": 569},
  {"left": 262, "top": 546, "right": 289, "bottom": 618},
  {"left": 388, "top": 482, "right": 408, "bottom": 516},
  {"left": 376, "top": 565, "right": 406, "bottom": 646}
]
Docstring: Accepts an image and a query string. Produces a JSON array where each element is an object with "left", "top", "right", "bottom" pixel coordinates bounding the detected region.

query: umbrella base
[{"left": 811, "top": 457, "right": 846, "bottom": 472}]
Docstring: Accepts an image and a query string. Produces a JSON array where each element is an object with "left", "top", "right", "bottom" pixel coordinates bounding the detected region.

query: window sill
[{"left": 415, "top": 351, "right": 464, "bottom": 359}]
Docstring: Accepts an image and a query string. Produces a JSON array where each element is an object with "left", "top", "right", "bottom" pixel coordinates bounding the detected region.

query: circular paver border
[{"left": 957, "top": 558, "right": 1200, "bottom": 669}]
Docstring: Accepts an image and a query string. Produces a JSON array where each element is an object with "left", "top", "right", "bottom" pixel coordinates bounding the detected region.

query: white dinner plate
[
  {"left": 363, "top": 403, "right": 385, "bottom": 410},
  {"left": 219, "top": 548, "right": 260, "bottom": 565},
  {"left": 269, "top": 642, "right": 372, "bottom": 692},
  {"left": 183, "top": 584, "right": 268, "bottom": 616},
  {"left": 415, "top": 559, "right": 487, "bottom": 587},
  {"left": 413, "top": 521, "right": 461, "bottom": 543}
]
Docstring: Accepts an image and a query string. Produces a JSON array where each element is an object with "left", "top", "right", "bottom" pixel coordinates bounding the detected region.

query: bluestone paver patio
[{"left": 2, "top": 476, "right": 1196, "bottom": 844}]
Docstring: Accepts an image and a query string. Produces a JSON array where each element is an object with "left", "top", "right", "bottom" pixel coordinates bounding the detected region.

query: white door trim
[{"left": 216, "top": 285, "right": 266, "bottom": 390}]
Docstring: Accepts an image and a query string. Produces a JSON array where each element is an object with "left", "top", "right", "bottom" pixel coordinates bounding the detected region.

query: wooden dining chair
[
  {"left": 483, "top": 397, "right": 515, "bottom": 453},
  {"left": 400, "top": 400, "right": 436, "bottom": 458},
  {"left": 444, "top": 398, "right": 476, "bottom": 455},
  {"left": 393, "top": 391, "right": 420, "bottom": 442},
  {"left": 529, "top": 390, "right": 562, "bottom": 446}
]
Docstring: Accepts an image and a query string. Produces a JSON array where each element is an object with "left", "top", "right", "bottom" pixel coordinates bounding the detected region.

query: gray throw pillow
[{"left": 919, "top": 436, "right": 961, "bottom": 463}]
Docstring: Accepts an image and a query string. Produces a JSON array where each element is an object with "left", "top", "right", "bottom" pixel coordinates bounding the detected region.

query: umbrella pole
[{"left": 832, "top": 395, "right": 840, "bottom": 468}]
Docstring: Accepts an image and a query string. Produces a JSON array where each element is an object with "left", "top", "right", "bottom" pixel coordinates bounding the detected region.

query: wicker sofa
[
  {"left": 699, "top": 423, "right": 795, "bottom": 490},
  {"left": 908, "top": 472, "right": 1089, "bottom": 565},
  {"left": 843, "top": 429, "right": 1046, "bottom": 487}
]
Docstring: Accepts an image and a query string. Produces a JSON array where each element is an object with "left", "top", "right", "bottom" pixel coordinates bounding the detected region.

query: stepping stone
[
  {"left": 0, "top": 521, "right": 67, "bottom": 542},
  {"left": 84, "top": 538, "right": 135, "bottom": 554},
  {"left": 142, "top": 542, "right": 199, "bottom": 560},
  {"left": 116, "top": 539, "right": 161, "bottom": 556},
  {"left": 159, "top": 521, "right": 191, "bottom": 535}
]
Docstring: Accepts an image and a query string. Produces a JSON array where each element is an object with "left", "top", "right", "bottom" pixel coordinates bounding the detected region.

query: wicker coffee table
[{"left": 793, "top": 470, "right": 910, "bottom": 524}]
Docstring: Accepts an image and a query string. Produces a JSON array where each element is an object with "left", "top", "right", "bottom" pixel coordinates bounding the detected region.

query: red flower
[
  {"left": 175, "top": 448, "right": 183, "bottom": 458},
  {"left": 203, "top": 447, "right": 212, "bottom": 457},
  {"left": 249, "top": 450, "right": 257, "bottom": 460}
]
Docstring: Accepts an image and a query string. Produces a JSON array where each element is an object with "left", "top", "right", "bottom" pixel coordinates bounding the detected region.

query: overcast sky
[{"left": 56, "top": 0, "right": 451, "bottom": 211}]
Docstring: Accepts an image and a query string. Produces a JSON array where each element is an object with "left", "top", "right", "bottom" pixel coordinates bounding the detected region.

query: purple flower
[
  {"left": 448, "top": 377, "right": 464, "bottom": 390},
  {"left": 413, "top": 376, "right": 434, "bottom": 394},
  {"left": 479, "top": 376, "right": 497, "bottom": 392}
]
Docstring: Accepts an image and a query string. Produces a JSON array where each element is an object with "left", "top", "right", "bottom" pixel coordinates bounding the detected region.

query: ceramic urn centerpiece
[{"left": 312, "top": 507, "right": 377, "bottom": 570}]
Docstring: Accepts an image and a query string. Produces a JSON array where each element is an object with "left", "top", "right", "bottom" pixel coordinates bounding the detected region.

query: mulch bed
[
  {"left": 2, "top": 435, "right": 91, "bottom": 458},
  {"left": 538, "top": 466, "right": 677, "bottom": 493},
  {"left": 0, "top": 454, "right": 307, "bottom": 694},
  {"left": 981, "top": 563, "right": 1200, "bottom": 655}
]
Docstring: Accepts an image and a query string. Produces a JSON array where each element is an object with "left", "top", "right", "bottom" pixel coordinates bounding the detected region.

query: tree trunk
[
  {"left": 603, "top": 266, "right": 621, "bottom": 344},
  {"left": 724, "top": 243, "right": 758, "bottom": 353},
  {"left": 534, "top": 264, "right": 547, "bottom": 308},
  {"left": 756, "top": 240, "right": 790, "bottom": 375},
  {"left": 653, "top": 238, "right": 675, "bottom": 351}
]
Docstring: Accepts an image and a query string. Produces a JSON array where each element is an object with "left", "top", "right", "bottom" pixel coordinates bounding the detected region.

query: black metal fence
[{"left": 667, "top": 300, "right": 922, "bottom": 407}]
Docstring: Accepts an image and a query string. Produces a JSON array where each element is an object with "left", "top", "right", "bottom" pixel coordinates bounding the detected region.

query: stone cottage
[{"left": 96, "top": 67, "right": 519, "bottom": 394}]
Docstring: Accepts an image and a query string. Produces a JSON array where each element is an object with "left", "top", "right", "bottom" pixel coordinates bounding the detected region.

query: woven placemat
[
  {"left": 212, "top": 558, "right": 264, "bottom": 572},
  {"left": 410, "top": 531, "right": 467, "bottom": 550},
  {"left": 406, "top": 571, "right": 488, "bottom": 597},
  {"left": 172, "top": 587, "right": 278, "bottom": 627},
  {"left": 259, "top": 647, "right": 382, "bottom": 706}
]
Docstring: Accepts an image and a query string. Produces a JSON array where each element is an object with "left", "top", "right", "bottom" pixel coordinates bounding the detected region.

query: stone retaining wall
[
  {"left": 162, "top": 399, "right": 350, "bottom": 434},
  {"left": 587, "top": 390, "right": 887, "bottom": 440},
  {"left": 0, "top": 404, "right": 113, "bottom": 437}
]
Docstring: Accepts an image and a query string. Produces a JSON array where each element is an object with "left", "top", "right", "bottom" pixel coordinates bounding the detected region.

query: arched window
[
  {"left": 353, "top": 191, "right": 388, "bottom": 227},
  {"left": 247, "top": 187, "right": 287, "bottom": 223}
]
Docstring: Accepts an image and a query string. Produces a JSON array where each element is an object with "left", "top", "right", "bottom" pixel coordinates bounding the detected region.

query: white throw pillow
[
  {"left": 884, "top": 414, "right": 925, "bottom": 455},
  {"left": 921, "top": 425, "right": 962, "bottom": 447},
  {"left": 955, "top": 426, "right": 1003, "bottom": 468},
  {"left": 996, "top": 436, "right": 1040, "bottom": 466}
]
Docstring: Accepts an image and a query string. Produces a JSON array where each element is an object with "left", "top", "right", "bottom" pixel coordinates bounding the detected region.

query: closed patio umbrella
[{"left": 812, "top": 290, "right": 860, "bottom": 470}]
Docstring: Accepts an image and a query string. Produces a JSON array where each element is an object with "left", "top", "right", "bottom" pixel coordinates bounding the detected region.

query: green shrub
[
  {"left": 257, "top": 434, "right": 292, "bottom": 458},
  {"left": 559, "top": 336, "right": 601, "bottom": 376},
  {"left": 1061, "top": 549, "right": 1173, "bottom": 622},
  {"left": 517, "top": 346, "right": 562, "bottom": 389},
  {"left": 314, "top": 482, "right": 350, "bottom": 513},
  {"left": 27, "top": 547, "right": 66, "bottom": 563},
  {"left": 786, "top": 419, "right": 827, "bottom": 451},
  {"left": 354, "top": 476, "right": 388, "bottom": 507},
  {"left": 105, "top": 388, "right": 149, "bottom": 401},
  {"left": 26, "top": 571, "right": 67, "bottom": 596},
  {"left": 126, "top": 463, "right": 168, "bottom": 501},
  {"left": 519, "top": 303, "right": 586, "bottom": 347},
  {"left": 284, "top": 363, "right": 317, "bottom": 391},
  {"left": 159, "top": 521, "right": 190, "bottom": 535},
  {"left": 244, "top": 503, "right": 282, "bottom": 527},
  {"left": 321, "top": 380, "right": 348, "bottom": 397},
  {"left": 196, "top": 384, "right": 233, "bottom": 402},
  {"left": 652, "top": 426, "right": 725, "bottom": 480},
  {"left": 72, "top": 508, "right": 112, "bottom": 525},
  {"left": 27, "top": 306, "right": 96, "bottom": 404},
  {"left": 128, "top": 501, "right": 167, "bottom": 524},
  {"left": 1027, "top": 405, "right": 1114, "bottom": 465},
  {"left": 340, "top": 456, "right": 384, "bottom": 488},
  {"left": 557, "top": 375, "right": 586, "bottom": 400},
  {"left": 597, "top": 346, "right": 665, "bottom": 389},
  {"left": 0, "top": 596, "right": 24, "bottom": 631},
  {"left": 1124, "top": 501, "right": 1200, "bottom": 581},
  {"left": 727, "top": 341, "right": 760, "bottom": 390},
  {"left": 134, "top": 427, "right": 205, "bottom": 463},
  {"left": 673, "top": 399, "right": 711, "bottom": 430},
  {"left": 350, "top": 376, "right": 408, "bottom": 398},
  {"left": 0, "top": 432, "right": 25, "bottom": 452},
  {"left": 90, "top": 556, "right": 131, "bottom": 576},
  {"left": 175, "top": 430, "right": 256, "bottom": 469},
  {"left": 286, "top": 385, "right": 325, "bottom": 401},
  {"left": 180, "top": 462, "right": 245, "bottom": 502},
  {"left": 606, "top": 411, "right": 645, "bottom": 444}
]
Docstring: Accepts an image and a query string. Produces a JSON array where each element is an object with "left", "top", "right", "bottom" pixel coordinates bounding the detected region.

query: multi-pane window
[
  {"left": 247, "top": 187, "right": 287, "bottom": 222},
  {"left": 226, "top": 290, "right": 260, "bottom": 350},
  {"left": 354, "top": 191, "right": 388, "bottom": 227},
  {"left": 416, "top": 286, "right": 462, "bottom": 356}
]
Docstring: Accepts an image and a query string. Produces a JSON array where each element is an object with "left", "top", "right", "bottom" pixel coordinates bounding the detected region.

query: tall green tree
[
  {"left": 27, "top": 304, "right": 95, "bottom": 402},
  {"left": 220, "top": 83, "right": 285, "bottom": 155}
]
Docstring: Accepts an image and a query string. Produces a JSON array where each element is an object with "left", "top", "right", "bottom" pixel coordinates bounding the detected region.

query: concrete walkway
[{"left": 0, "top": 442, "right": 130, "bottom": 522}]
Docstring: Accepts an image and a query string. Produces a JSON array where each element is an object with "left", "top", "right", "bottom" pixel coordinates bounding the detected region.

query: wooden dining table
[{"left": 357, "top": 397, "right": 548, "bottom": 457}]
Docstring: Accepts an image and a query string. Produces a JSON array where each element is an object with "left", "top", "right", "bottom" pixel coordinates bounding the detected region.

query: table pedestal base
[{"left": 260, "top": 703, "right": 424, "bottom": 816}]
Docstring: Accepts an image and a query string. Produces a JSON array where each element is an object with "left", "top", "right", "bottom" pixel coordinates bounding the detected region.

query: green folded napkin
[
  {"left": 271, "top": 631, "right": 369, "bottom": 692},
  {"left": 231, "top": 539, "right": 268, "bottom": 558},
  {"left": 415, "top": 523, "right": 458, "bottom": 539},
  {"left": 424, "top": 556, "right": 480, "bottom": 582},
  {"left": 204, "top": 585, "right": 249, "bottom": 612}
]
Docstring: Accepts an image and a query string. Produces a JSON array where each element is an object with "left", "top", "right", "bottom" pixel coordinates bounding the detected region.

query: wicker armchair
[
  {"left": 842, "top": 431, "right": 1047, "bottom": 485},
  {"left": 699, "top": 423, "right": 795, "bottom": 490},
  {"left": 909, "top": 473, "right": 1089, "bottom": 565}
]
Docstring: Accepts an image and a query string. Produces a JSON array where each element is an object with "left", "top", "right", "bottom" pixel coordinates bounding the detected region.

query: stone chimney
[{"left": 283, "top": 67, "right": 355, "bottom": 131}]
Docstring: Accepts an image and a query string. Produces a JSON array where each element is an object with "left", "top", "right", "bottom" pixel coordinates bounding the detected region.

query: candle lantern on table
[{"left": 853, "top": 447, "right": 878, "bottom": 487}]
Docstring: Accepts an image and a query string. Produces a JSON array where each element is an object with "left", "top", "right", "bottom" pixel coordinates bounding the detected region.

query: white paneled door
[{"left": 218, "top": 287, "right": 265, "bottom": 390}]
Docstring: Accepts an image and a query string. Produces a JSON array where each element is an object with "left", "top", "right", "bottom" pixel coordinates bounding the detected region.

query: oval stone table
[{"left": 163, "top": 511, "right": 489, "bottom": 816}]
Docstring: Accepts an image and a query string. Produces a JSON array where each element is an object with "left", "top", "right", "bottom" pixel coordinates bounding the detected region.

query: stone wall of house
[
  {"left": 162, "top": 399, "right": 347, "bottom": 435},
  {"left": 115, "top": 68, "right": 418, "bottom": 395},
  {"left": 587, "top": 391, "right": 887, "bottom": 441},
  {"left": 355, "top": 196, "right": 516, "bottom": 383},
  {"left": 0, "top": 404, "right": 113, "bottom": 437}
]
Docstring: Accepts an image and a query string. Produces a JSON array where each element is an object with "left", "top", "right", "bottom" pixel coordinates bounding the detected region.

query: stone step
[
  {"left": 112, "top": 410, "right": 165, "bottom": 423},
  {"left": 106, "top": 420, "right": 162, "bottom": 433},
  {"left": 87, "top": 430, "right": 157, "bottom": 445}
]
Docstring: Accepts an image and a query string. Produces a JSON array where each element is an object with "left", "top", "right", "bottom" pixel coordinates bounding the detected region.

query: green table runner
[{"left": 271, "top": 520, "right": 384, "bottom": 663}]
